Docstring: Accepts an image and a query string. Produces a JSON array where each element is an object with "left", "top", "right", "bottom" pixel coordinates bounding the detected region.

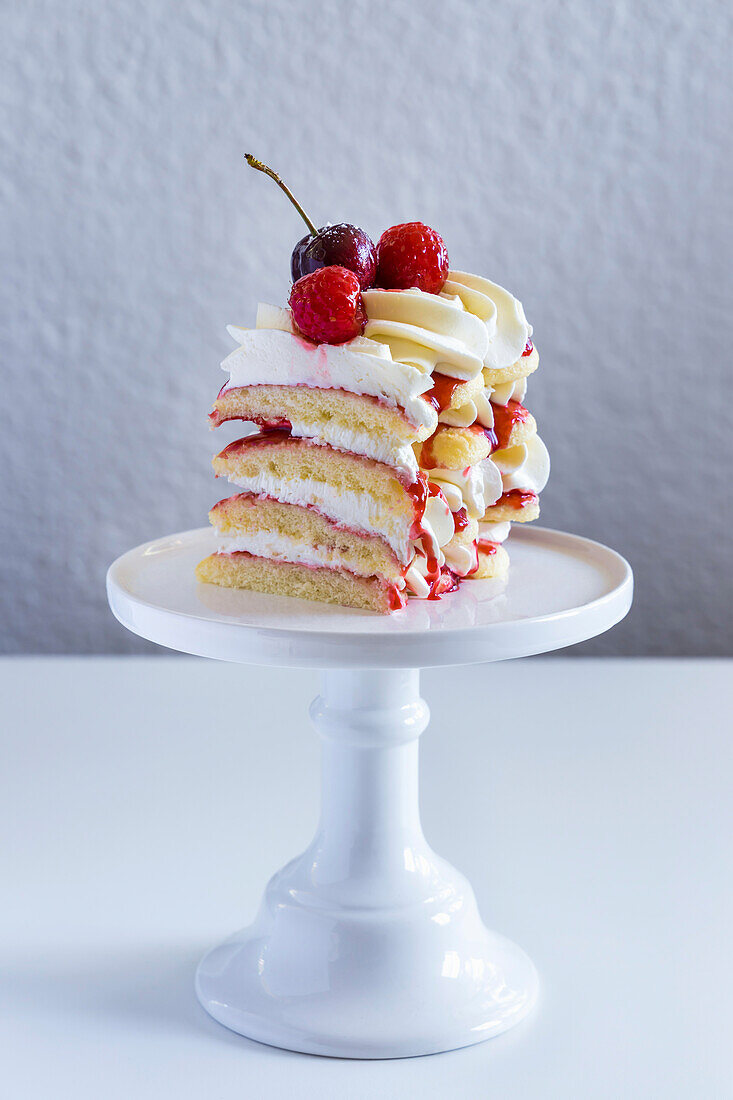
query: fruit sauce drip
[
  {"left": 403, "top": 476, "right": 461, "bottom": 600},
  {"left": 453, "top": 507, "right": 470, "bottom": 533},
  {"left": 428, "top": 567, "right": 460, "bottom": 600},
  {"left": 499, "top": 489, "right": 537, "bottom": 510},
  {"left": 476, "top": 539, "right": 499, "bottom": 555},
  {"left": 491, "top": 400, "right": 530, "bottom": 450},
  {"left": 387, "top": 585, "right": 408, "bottom": 611},
  {"left": 425, "top": 372, "right": 462, "bottom": 413},
  {"left": 522, "top": 339, "right": 534, "bottom": 356},
  {"left": 417, "top": 433, "right": 440, "bottom": 470},
  {"left": 481, "top": 425, "right": 499, "bottom": 451}
]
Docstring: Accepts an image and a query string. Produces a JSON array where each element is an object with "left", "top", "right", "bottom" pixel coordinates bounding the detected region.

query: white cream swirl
[
  {"left": 443, "top": 271, "right": 532, "bottom": 370},
  {"left": 223, "top": 315, "right": 436, "bottom": 433},
  {"left": 493, "top": 435, "right": 550, "bottom": 496},
  {"left": 443, "top": 538, "right": 478, "bottom": 577},
  {"left": 490, "top": 377, "right": 528, "bottom": 406},
  {"left": 428, "top": 460, "right": 503, "bottom": 520}
]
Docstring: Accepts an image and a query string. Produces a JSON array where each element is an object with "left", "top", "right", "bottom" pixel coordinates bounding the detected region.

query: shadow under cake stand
[{"left": 107, "top": 524, "right": 632, "bottom": 1059}]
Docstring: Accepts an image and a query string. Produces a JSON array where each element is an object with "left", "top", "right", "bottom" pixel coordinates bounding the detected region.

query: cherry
[
  {"left": 291, "top": 223, "right": 376, "bottom": 289},
  {"left": 245, "top": 155, "right": 376, "bottom": 289}
]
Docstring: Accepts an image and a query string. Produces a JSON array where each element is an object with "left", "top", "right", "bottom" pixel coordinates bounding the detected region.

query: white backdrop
[{"left": 2, "top": 0, "right": 731, "bottom": 655}]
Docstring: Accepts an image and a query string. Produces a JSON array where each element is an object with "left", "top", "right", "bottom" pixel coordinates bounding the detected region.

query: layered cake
[{"left": 196, "top": 158, "right": 549, "bottom": 612}]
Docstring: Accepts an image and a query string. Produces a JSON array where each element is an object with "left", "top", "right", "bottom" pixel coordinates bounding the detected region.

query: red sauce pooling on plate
[{"left": 427, "top": 566, "right": 460, "bottom": 600}]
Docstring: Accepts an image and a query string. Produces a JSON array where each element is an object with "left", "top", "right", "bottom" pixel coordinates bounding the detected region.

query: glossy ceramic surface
[
  {"left": 195, "top": 669, "right": 539, "bottom": 1058},
  {"left": 106, "top": 525, "right": 633, "bottom": 668},
  {"left": 106, "top": 525, "right": 632, "bottom": 1057}
]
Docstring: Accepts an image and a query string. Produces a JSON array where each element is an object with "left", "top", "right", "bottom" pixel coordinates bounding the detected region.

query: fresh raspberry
[
  {"left": 375, "top": 222, "right": 449, "bottom": 294},
  {"left": 289, "top": 266, "right": 366, "bottom": 345}
]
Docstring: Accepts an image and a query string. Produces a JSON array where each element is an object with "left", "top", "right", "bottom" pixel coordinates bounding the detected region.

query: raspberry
[
  {"left": 375, "top": 222, "right": 449, "bottom": 294},
  {"left": 289, "top": 266, "right": 366, "bottom": 345}
]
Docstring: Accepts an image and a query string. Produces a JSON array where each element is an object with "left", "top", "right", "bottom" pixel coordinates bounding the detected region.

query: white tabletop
[{"left": 2, "top": 657, "right": 730, "bottom": 1097}]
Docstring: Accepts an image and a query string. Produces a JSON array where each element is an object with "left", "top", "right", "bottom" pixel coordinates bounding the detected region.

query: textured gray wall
[{"left": 2, "top": 0, "right": 731, "bottom": 655}]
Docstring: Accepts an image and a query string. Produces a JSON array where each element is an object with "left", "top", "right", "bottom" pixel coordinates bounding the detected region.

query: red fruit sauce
[
  {"left": 387, "top": 586, "right": 408, "bottom": 611},
  {"left": 482, "top": 426, "right": 498, "bottom": 451},
  {"left": 428, "top": 566, "right": 460, "bottom": 600},
  {"left": 425, "top": 373, "right": 462, "bottom": 413},
  {"left": 453, "top": 507, "right": 470, "bottom": 533},
  {"left": 405, "top": 472, "right": 430, "bottom": 538},
  {"left": 498, "top": 489, "right": 537, "bottom": 510},
  {"left": 418, "top": 434, "right": 440, "bottom": 470},
  {"left": 522, "top": 339, "right": 534, "bottom": 356},
  {"left": 476, "top": 539, "right": 499, "bottom": 555},
  {"left": 491, "top": 400, "right": 530, "bottom": 450},
  {"left": 217, "top": 428, "right": 292, "bottom": 459}
]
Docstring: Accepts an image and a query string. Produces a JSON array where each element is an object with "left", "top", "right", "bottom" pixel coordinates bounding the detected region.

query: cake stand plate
[{"left": 107, "top": 525, "right": 632, "bottom": 1059}]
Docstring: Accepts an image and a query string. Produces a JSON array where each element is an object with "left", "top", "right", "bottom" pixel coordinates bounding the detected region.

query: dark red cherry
[
  {"left": 291, "top": 224, "right": 376, "bottom": 289},
  {"left": 244, "top": 156, "right": 376, "bottom": 289},
  {"left": 291, "top": 233, "right": 313, "bottom": 283}
]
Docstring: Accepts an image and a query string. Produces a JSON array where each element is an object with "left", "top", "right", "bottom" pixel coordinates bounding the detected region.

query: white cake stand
[{"left": 107, "top": 525, "right": 632, "bottom": 1059}]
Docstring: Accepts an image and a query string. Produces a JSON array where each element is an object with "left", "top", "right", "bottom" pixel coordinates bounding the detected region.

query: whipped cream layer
[
  {"left": 224, "top": 321, "right": 436, "bottom": 434},
  {"left": 213, "top": 491, "right": 454, "bottom": 601},
  {"left": 220, "top": 468, "right": 454, "bottom": 572},
  {"left": 223, "top": 467, "right": 412, "bottom": 561},
  {"left": 216, "top": 529, "right": 381, "bottom": 576},
  {"left": 216, "top": 528, "right": 411, "bottom": 596},
  {"left": 280, "top": 415, "right": 418, "bottom": 478},
  {"left": 493, "top": 434, "right": 550, "bottom": 496},
  {"left": 478, "top": 520, "right": 511, "bottom": 543}
]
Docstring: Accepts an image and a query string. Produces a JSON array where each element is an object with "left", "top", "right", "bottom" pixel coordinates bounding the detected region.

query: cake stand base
[
  {"left": 107, "top": 525, "right": 632, "bottom": 1058},
  {"left": 195, "top": 669, "right": 538, "bottom": 1058}
]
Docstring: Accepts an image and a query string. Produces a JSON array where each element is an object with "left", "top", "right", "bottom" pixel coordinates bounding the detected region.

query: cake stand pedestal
[{"left": 107, "top": 525, "right": 632, "bottom": 1059}]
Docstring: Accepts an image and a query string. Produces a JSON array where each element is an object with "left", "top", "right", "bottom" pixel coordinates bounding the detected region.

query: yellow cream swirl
[{"left": 362, "top": 288, "right": 488, "bottom": 381}]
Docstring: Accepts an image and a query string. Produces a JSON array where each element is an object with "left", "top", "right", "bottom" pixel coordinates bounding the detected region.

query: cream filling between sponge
[
  {"left": 224, "top": 322, "right": 437, "bottom": 433},
  {"left": 283, "top": 417, "right": 418, "bottom": 477}
]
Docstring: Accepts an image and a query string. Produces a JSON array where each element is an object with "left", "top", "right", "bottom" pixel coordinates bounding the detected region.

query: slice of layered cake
[{"left": 196, "top": 157, "right": 549, "bottom": 612}]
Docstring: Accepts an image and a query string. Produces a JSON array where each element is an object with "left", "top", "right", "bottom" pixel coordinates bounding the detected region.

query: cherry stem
[{"left": 244, "top": 154, "right": 318, "bottom": 237}]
